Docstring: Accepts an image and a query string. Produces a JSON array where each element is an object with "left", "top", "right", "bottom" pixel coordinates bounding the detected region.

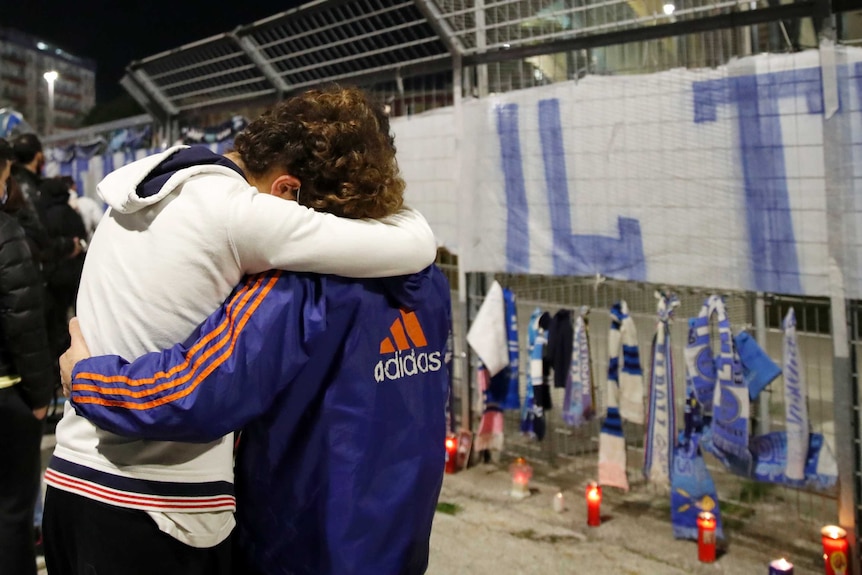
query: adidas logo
[{"left": 374, "top": 310, "right": 442, "bottom": 383}]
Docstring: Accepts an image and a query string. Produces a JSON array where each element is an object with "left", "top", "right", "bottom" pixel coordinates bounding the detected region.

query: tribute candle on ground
[
  {"left": 586, "top": 481, "right": 601, "bottom": 527},
  {"left": 697, "top": 511, "right": 717, "bottom": 563},
  {"left": 821, "top": 525, "right": 849, "bottom": 575},
  {"left": 509, "top": 457, "right": 532, "bottom": 499},
  {"left": 553, "top": 491, "right": 565, "bottom": 513},
  {"left": 768, "top": 558, "right": 793, "bottom": 575},
  {"left": 444, "top": 435, "right": 457, "bottom": 474}
]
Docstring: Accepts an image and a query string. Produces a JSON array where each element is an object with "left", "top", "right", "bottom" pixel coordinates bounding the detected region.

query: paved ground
[
  {"left": 428, "top": 463, "right": 824, "bottom": 575},
  {"left": 37, "top": 434, "right": 826, "bottom": 574}
]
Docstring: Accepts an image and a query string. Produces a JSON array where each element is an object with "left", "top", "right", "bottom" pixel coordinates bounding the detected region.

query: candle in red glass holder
[
  {"left": 444, "top": 435, "right": 457, "bottom": 474},
  {"left": 509, "top": 457, "right": 532, "bottom": 499},
  {"left": 585, "top": 481, "right": 602, "bottom": 527},
  {"left": 697, "top": 511, "right": 717, "bottom": 563},
  {"left": 821, "top": 525, "right": 849, "bottom": 575}
]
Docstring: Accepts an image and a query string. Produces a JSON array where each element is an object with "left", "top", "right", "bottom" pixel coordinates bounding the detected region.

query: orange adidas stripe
[
  {"left": 73, "top": 274, "right": 274, "bottom": 398},
  {"left": 74, "top": 276, "right": 265, "bottom": 388},
  {"left": 400, "top": 310, "right": 427, "bottom": 348},
  {"left": 379, "top": 338, "right": 395, "bottom": 354},
  {"left": 389, "top": 318, "right": 410, "bottom": 351},
  {"left": 74, "top": 274, "right": 280, "bottom": 410}
]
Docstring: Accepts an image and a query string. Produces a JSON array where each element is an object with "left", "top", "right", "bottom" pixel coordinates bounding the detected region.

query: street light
[{"left": 43, "top": 70, "right": 58, "bottom": 135}]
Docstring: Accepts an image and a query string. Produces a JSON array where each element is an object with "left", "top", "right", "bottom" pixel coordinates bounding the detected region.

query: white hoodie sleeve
[{"left": 227, "top": 190, "right": 438, "bottom": 277}]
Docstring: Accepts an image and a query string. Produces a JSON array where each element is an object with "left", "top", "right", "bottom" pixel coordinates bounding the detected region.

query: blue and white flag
[
  {"left": 644, "top": 292, "right": 679, "bottom": 486},
  {"left": 563, "top": 306, "right": 593, "bottom": 427},
  {"left": 782, "top": 308, "right": 808, "bottom": 481}
]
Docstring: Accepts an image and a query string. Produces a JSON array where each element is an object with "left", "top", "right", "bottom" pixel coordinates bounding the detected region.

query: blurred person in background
[
  {"left": 38, "top": 177, "right": 87, "bottom": 357},
  {"left": 62, "top": 176, "right": 105, "bottom": 242},
  {"left": 0, "top": 137, "right": 55, "bottom": 575}
]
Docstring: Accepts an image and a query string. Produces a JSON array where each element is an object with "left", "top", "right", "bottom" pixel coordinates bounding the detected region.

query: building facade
[{"left": 0, "top": 27, "right": 95, "bottom": 135}]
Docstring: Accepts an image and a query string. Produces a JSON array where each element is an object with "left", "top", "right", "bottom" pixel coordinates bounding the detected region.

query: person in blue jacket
[{"left": 61, "top": 262, "right": 451, "bottom": 575}]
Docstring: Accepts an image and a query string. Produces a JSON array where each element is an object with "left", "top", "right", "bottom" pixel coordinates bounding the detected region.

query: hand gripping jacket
[{"left": 70, "top": 267, "right": 451, "bottom": 575}]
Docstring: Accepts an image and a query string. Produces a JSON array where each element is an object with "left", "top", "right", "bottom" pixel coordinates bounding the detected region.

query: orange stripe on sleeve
[
  {"left": 75, "top": 276, "right": 265, "bottom": 388},
  {"left": 74, "top": 273, "right": 280, "bottom": 410}
]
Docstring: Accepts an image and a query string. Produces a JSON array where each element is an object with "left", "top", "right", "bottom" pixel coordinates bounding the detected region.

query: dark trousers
[
  {"left": 0, "top": 387, "right": 43, "bottom": 575},
  {"left": 44, "top": 487, "right": 232, "bottom": 575}
]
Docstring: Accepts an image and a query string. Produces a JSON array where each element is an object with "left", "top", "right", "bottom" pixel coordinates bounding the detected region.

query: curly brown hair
[{"left": 233, "top": 86, "right": 405, "bottom": 220}]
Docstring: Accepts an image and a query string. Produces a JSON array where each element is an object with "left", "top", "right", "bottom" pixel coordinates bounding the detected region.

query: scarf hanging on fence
[
  {"left": 734, "top": 330, "right": 781, "bottom": 401},
  {"left": 684, "top": 296, "right": 752, "bottom": 476},
  {"left": 671, "top": 394, "right": 725, "bottom": 541},
  {"left": 521, "top": 309, "right": 551, "bottom": 440},
  {"left": 644, "top": 292, "right": 679, "bottom": 487},
  {"left": 563, "top": 306, "right": 594, "bottom": 427},
  {"left": 782, "top": 308, "right": 809, "bottom": 481},
  {"left": 598, "top": 301, "right": 642, "bottom": 491},
  {"left": 501, "top": 287, "right": 521, "bottom": 410},
  {"left": 475, "top": 364, "right": 504, "bottom": 452},
  {"left": 546, "top": 309, "right": 574, "bottom": 389},
  {"left": 750, "top": 431, "right": 838, "bottom": 490}
]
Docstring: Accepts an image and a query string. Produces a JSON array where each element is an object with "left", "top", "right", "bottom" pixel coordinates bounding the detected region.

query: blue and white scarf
[
  {"left": 644, "top": 292, "right": 679, "bottom": 486},
  {"left": 501, "top": 287, "right": 520, "bottom": 410},
  {"left": 563, "top": 306, "right": 593, "bottom": 427},
  {"left": 750, "top": 431, "right": 837, "bottom": 490},
  {"left": 782, "top": 307, "right": 809, "bottom": 481},
  {"left": 599, "top": 301, "right": 642, "bottom": 491},
  {"left": 521, "top": 309, "right": 549, "bottom": 440},
  {"left": 684, "top": 296, "right": 752, "bottom": 476},
  {"left": 734, "top": 330, "right": 781, "bottom": 401}
]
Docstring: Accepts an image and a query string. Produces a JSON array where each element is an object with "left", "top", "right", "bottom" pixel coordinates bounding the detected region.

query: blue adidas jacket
[{"left": 70, "top": 266, "right": 451, "bottom": 575}]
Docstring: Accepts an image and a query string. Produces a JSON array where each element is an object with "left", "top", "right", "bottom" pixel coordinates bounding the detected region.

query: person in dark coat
[
  {"left": 0, "top": 137, "right": 56, "bottom": 575},
  {"left": 38, "top": 178, "right": 87, "bottom": 358},
  {"left": 8, "top": 134, "right": 80, "bottom": 271}
]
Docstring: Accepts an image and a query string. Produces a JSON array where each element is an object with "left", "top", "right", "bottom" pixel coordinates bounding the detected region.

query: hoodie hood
[
  {"left": 97, "top": 146, "right": 246, "bottom": 214},
  {"left": 381, "top": 265, "right": 449, "bottom": 311}
]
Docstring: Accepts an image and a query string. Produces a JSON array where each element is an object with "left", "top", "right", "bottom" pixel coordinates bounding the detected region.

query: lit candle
[
  {"left": 696, "top": 511, "right": 717, "bottom": 563},
  {"left": 444, "top": 435, "right": 457, "bottom": 474},
  {"left": 586, "top": 481, "right": 602, "bottom": 527},
  {"left": 553, "top": 491, "right": 565, "bottom": 513},
  {"left": 821, "top": 525, "right": 849, "bottom": 575},
  {"left": 769, "top": 558, "right": 794, "bottom": 575},
  {"left": 509, "top": 457, "right": 532, "bottom": 499}
]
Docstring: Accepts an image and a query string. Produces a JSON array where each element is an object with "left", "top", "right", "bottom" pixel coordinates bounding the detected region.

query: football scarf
[
  {"left": 734, "top": 330, "right": 781, "bottom": 401},
  {"left": 563, "top": 306, "right": 594, "bottom": 427},
  {"left": 598, "top": 301, "right": 642, "bottom": 491},
  {"left": 671, "top": 396, "right": 725, "bottom": 541},
  {"left": 644, "top": 292, "right": 679, "bottom": 486},
  {"left": 684, "top": 296, "right": 752, "bottom": 476},
  {"left": 521, "top": 309, "right": 550, "bottom": 440},
  {"left": 782, "top": 308, "right": 808, "bottom": 481},
  {"left": 475, "top": 364, "right": 504, "bottom": 452},
  {"left": 750, "top": 431, "right": 837, "bottom": 490},
  {"left": 501, "top": 287, "right": 521, "bottom": 410}
]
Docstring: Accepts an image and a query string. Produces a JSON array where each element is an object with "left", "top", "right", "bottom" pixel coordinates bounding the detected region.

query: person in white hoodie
[{"left": 42, "top": 86, "right": 437, "bottom": 575}]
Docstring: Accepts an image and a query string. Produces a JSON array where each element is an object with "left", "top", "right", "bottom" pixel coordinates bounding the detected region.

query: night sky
[{"left": 4, "top": 0, "right": 304, "bottom": 102}]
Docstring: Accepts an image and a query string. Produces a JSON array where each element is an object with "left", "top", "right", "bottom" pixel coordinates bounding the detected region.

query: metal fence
[{"left": 450, "top": 268, "right": 843, "bottom": 561}]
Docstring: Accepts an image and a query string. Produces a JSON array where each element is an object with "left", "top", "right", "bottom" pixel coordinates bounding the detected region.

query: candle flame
[
  {"left": 445, "top": 438, "right": 456, "bottom": 450},
  {"left": 770, "top": 558, "right": 793, "bottom": 569},
  {"left": 821, "top": 525, "right": 848, "bottom": 540}
]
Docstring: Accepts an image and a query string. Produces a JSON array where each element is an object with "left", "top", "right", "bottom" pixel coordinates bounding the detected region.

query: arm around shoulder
[{"left": 228, "top": 190, "right": 437, "bottom": 278}]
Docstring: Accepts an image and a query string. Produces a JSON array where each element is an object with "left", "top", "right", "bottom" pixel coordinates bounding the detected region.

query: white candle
[
  {"left": 768, "top": 557, "right": 793, "bottom": 574},
  {"left": 553, "top": 491, "right": 565, "bottom": 513}
]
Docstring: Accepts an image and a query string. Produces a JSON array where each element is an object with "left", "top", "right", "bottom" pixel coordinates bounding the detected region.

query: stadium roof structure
[{"left": 122, "top": 0, "right": 843, "bottom": 119}]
